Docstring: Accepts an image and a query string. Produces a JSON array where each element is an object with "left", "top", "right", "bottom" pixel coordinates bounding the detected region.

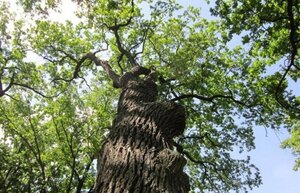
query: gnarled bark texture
[{"left": 93, "top": 69, "right": 189, "bottom": 193}]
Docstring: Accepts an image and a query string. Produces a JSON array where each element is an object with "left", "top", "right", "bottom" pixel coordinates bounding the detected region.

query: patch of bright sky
[{"left": 4, "top": 0, "right": 80, "bottom": 65}]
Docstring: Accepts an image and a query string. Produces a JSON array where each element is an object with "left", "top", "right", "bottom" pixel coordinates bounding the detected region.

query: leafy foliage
[
  {"left": 0, "top": 0, "right": 299, "bottom": 192},
  {"left": 282, "top": 117, "right": 300, "bottom": 171},
  {"left": 211, "top": 0, "right": 300, "bottom": 174},
  {"left": 0, "top": 83, "right": 117, "bottom": 192},
  {"left": 211, "top": 0, "right": 300, "bottom": 114}
]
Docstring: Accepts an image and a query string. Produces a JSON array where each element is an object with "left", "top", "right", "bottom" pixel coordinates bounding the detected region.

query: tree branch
[
  {"left": 149, "top": 38, "right": 173, "bottom": 66},
  {"left": 172, "top": 140, "right": 204, "bottom": 165},
  {"left": 49, "top": 47, "right": 121, "bottom": 88},
  {"left": 13, "top": 82, "right": 59, "bottom": 98},
  {"left": 171, "top": 93, "right": 249, "bottom": 107},
  {"left": 0, "top": 71, "right": 61, "bottom": 98},
  {"left": 133, "top": 23, "right": 151, "bottom": 57},
  {"left": 86, "top": 53, "right": 121, "bottom": 88},
  {"left": 106, "top": 0, "right": 138, "bottom": 67},
  {"left": 275, "top": 0, "right": 299, "bottom": 110},
  {"left": 258, "top": 15, "right": 288, "bottom": 23},
  {"left": 109, "top": 20, "right": 137, "bottom": 67},
  {"left": 51, "top": 47, "right": 91, "bottom": 82},
  {"left": 28, "top": 117, "right": 46, "bottom": 188},
  {"left": 0, "top": 73, "right": 15, "bottom": 97}
]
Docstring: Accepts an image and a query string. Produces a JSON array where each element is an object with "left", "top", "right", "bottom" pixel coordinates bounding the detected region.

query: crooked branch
[
  {"left": 0, "top": 70, "right": 59, "bottom": 98},
  {"left": 50, "top": 48, "right": 121, "bottom": 88},
  {"left": 275, "top": 0, "right": 299, "bottom": 110},
  {"left": 108, "top": 19, "right": 137, "bottom": 67},
  {"left": 106, "top": 0, "right": 138, "bottom": 67}
]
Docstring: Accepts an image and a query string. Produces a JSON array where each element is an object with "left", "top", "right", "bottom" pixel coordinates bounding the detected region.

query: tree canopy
[{"left": 0, "top": 0, "right": 299, "bottom": 192}]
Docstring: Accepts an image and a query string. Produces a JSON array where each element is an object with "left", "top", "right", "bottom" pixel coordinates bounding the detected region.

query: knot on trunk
[
  {"left": 157, "top": 149, "right": 187, "bottom": 173},
  {"left": 154, "top": 102, "right": 186, "bottom": 138}
]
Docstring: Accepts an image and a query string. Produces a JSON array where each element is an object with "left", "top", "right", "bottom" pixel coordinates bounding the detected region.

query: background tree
[{"left": 0, "top": 0, "right": 299, "bottom": 192}]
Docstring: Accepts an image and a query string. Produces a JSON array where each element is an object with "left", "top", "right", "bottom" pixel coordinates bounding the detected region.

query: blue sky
[{"left": 250, "top": 128, "right": 300, "bottom": 193}]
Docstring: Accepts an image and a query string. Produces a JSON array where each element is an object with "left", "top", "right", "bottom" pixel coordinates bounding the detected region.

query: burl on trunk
[{"left": 93, "top": 68, "right": 190, "bottom": 193}]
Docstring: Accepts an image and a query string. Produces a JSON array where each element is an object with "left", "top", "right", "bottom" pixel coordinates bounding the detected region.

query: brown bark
[{"left": 93, "top": 68, "right": 189, "bottom": 193}]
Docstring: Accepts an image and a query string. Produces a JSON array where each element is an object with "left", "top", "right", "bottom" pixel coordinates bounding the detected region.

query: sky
[
  {"left": 250, "top": 128, "right": 300, "bottom": 193},
  {"left": 4, "top": 0, "right": 300, "bottom": 192}
]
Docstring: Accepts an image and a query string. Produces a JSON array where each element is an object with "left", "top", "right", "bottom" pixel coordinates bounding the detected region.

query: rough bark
[{"left": 93, "top": 68, "right": 190, "bottom": 193}]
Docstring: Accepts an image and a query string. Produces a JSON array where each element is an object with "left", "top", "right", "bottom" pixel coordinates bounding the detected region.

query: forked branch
[{"left": 106, "top": 0, "right": 138, "bottom": 67}]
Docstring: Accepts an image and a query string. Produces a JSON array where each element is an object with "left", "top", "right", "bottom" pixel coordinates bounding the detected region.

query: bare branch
[{"left": 78, "top": 74, "right": 92, "bottom": 91}]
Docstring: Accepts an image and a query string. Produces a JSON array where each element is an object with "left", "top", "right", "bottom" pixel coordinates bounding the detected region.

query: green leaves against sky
[{"left": 0, "top": 0, "right": 299, "bottom": 192}]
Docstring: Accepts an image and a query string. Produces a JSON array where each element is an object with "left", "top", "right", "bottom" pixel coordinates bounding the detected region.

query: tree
[{"left": 0, "top": 0, "right": 299, "bottom": 192}]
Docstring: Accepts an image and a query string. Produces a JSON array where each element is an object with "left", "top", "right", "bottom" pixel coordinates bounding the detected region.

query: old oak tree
[{"left": 0, "top": 0, "right": 299, "bottom": 192}]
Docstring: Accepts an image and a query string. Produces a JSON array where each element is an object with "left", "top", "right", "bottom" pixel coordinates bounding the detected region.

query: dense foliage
[{"left": 0, "top": 0, "right": 299, "bottom": 192}]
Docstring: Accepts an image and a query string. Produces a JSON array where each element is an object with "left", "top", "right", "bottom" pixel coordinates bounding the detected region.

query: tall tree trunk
[{"left": 93, "top": 70, "right": 190, "bottom": 193}]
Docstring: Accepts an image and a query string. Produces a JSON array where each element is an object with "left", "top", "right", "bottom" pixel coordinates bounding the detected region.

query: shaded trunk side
[{"left": 93, "top": 72, "right": 189, "bottom": 193}]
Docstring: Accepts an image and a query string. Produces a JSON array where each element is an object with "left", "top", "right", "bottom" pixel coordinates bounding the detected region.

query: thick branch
[
  {"left": 50, "top": 49, "right": 121, "bottom": 88},
  {"left": 51, "top": 47, "right": 92, "bottom": 82},
  {"left": 131, "top": 65, "right": 151, "bottom": 76},
  {"left": 109, "top": 21, "right": 137, "bottom": 67},
  {"left": 87, "top": 53, "right": 121, "bottom": 88}
]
